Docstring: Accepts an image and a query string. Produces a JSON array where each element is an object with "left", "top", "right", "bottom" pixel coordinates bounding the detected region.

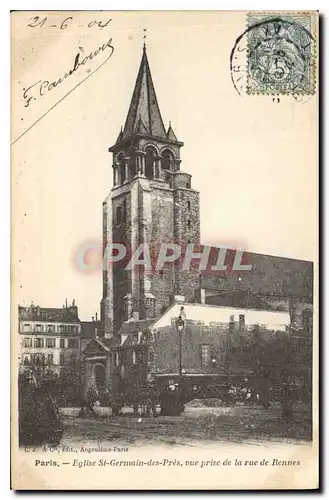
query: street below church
[{"left": 59, "top": 402, "right": 312, "bottom": 449}]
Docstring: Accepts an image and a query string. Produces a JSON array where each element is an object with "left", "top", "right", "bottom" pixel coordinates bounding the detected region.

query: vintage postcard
[{"left": 11, "top": 11, "right": 319, "bottom": 490}]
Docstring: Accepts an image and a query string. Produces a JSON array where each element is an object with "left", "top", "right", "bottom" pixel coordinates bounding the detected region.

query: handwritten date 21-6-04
[{"left": 27, "top": 15, "right": 112, "bottom": 31}]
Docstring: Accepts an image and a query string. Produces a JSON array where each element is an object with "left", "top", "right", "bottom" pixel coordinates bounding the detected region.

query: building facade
[
  {"left": 83, "top": 302, "right": 291, "bottom": 397},
  {"left": 18, "top": 301, "right": 81, "bottom": 375}
]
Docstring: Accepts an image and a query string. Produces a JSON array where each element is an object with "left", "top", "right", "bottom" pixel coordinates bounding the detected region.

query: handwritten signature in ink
[{"left": 23, "top": 38, "right": 115, "bottom": 108}]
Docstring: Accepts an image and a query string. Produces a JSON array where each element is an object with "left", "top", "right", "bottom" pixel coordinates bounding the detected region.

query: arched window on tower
[
  {"left": 161, "top": 149, "right": 175, "bottom": 173},
  {"left": 117, "top": 153, "right": 126, "bottom": 184},
  {"left": 128, "top": 147, "right": 137, "bottom": 178},
  {"left": 145, "top": 146, "right": 157, "bottom": 180},
  {"left": 131, "top": 156, "right": 137, "bottom": 178}
]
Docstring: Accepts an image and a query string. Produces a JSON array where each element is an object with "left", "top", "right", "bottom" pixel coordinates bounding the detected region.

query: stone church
[
  {"left": 101, "top": 45, "right": 201, "bottom": 337},
  {"left": 83, "top": 46, "right": 313, "bottom": 396}
]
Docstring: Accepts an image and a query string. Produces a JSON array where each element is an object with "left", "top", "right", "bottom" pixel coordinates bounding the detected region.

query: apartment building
[{"left": 18, "top": 300, "right": 81, "bottom": 374}]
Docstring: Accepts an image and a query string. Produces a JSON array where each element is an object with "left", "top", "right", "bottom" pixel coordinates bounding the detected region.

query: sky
[{"left": 11, "top": 11, "right": 318, "bottom": 320}]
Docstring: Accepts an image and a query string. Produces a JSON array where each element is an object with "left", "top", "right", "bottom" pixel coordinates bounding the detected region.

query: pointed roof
[
  {"left": 121, "top": 47, "right": 167, "bottom": 140},
  {"left": 134, "top": 116, "right": 148, "bottom": 134},
  {"left": 166, "top": 122, "right": 177, "bottom": 141},
  {"left": 115, "top": 127, "right": 123, "bottom": 144}
]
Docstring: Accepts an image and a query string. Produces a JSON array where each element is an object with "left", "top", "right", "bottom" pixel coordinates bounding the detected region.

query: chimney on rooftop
[
  {"left": 72, "top": 299, "right": 75, "bottom": 307},
  {"left": 95, "top": 312, "right": 98, "bottom": 321},
  {"left": 65, "top": 298, "right": 68, "bottom": 308},
  {"left": 92, "top": 316, "right": 94, "bottom": 322}
]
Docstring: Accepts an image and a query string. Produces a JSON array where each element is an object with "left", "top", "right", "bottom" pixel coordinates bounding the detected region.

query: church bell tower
[{"left": 101, "top": 46, "right": 200, "bottom": 337}]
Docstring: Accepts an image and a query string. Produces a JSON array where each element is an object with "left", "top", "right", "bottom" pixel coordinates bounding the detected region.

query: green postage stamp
[{"left": 246, "top": 13, "right": 317, "bottom": 95}]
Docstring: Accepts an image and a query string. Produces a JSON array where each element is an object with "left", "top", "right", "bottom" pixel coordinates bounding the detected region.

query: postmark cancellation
[{"left": 246, "top": 13, "right": 317, "bottom": 95}]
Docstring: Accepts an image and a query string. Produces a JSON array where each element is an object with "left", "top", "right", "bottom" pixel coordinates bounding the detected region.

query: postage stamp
[{"left": 246, "top": 13, "right": 317, "bottom": 95}]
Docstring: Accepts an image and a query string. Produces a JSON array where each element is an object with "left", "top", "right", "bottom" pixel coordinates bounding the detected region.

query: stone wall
[
  {"left": 149, "top": 185, "right": 175, "bottom": 316},
  {"left": 150, "top": 318, "right": 272, "bottom": 376},
  {"left": 173, "top": 187, "right": 200, "bottom": 301}
]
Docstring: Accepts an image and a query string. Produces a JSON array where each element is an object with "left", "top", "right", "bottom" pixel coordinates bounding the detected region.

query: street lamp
[{"left": 175, "top": 314, "right": 185, "bottom": 379}]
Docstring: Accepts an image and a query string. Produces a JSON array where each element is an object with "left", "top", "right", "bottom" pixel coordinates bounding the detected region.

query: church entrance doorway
[{"left": 94, "top": 363, "right": 106, "bottom": 394}]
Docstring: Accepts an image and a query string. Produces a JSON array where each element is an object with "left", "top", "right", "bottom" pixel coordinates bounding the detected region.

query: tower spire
[
  {"left": 119, "top": 44, "right": 167, "bottom": 141},
  {"left": 143, "top": 28, "right": 147, "bottom": 50}
]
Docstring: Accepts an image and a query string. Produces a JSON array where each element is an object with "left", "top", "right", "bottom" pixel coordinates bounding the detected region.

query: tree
[{"left": 225, "top": 329, "right": 309, "bottom": 421}]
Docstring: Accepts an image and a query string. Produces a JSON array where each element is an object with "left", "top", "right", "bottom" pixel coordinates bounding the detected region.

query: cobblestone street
[{"left": 59, "top": 403, "right": 312, "bottom": 449}]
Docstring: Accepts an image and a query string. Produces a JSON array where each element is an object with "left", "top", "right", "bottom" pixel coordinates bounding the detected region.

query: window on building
[
  {"left": 122, "top": 199, "right": 127, "bottom": 223},
  {"left": 136, "top": 350, "right": 143, "bottom": 364},
  {"left": 31, "top": 353, "right": 43, "bottom": 365},
  {"left": 70, "top": 354, "right": 76, "bottom": 364},
  {"left": 239, "top": 314, "right": 245, "bottom": 330},
  {"left": 132, "top": 350, "right": 136, "bottom": 364},
  {"left": 60, "top": 353, "right": 65, "bottom": 366},
  {"left": 115, "top": 352, "right": 119, "bottom": 366},
  {"left": 161, "top": 149, "right": 174, "bottom": 173},
  {"left": 145, "top": 146, "right": 157, "bottom": 179},
  {"left": 116, "top": 206, "right": 122, "bottom": 225},
  {"left": 133, "top": 333, "right": 138, "bottom": 344},
  {"left": 23, "top": 356, "right": 29, "bottom": 365},
  {"left": 68, "top": 338, "right": 79, "bottom": 348},
  {"left": 117, "top": 153, "right": 126, "bottom": 184},
  {"left": 23, "top": 337, "right": 32, "bottom": 348},
  {"left": 46, "top": 338, "right": 56, "bottom": 348},
  {"left": 34, "top": 338, "right": 44, "bottom": 348},
  {"left": 23, "top": 324, "right": 30, "bottom": 332},
  {"left": 46, "top": 353, "right": 54, "bottom": 365},
  {"left": 200, "top": 344, "right": 210, "bottom": 364},
  {"left": 60, "top": 338, "right": 65, "bottom": 348},
  {"left": 35, "top": 324, "right": 42, "bottom": 333},
  {"left": 59, "top": 325, "right": 65, "bottom": 334},
  {"left": 47, "top": 324, "right": 55, "bottom": 333},
  {"left": 130, "top": 153, "right": 137, "bottom": 178}
]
